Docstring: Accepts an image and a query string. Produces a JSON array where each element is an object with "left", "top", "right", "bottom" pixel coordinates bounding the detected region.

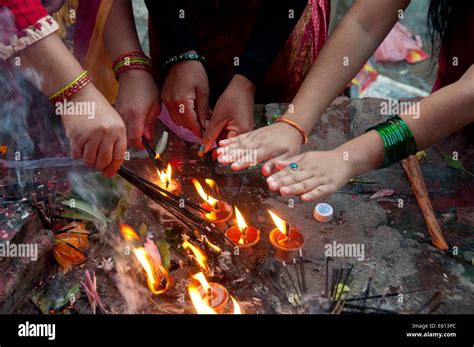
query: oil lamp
[
  {"left": 268, "top": 210, "right": 305, "bottom": 263},
  {"left": 192, "top": 178, "right": 232, "bottom": 228},
  {"left": 120, "top": 224, "right": 172, "bottom": 294},
  {"left": 188, "top": 272, "right": 241, "bottom": 314},
  {"left": 156, "top": 163, "right": 181, "bottom": 195},
  {"left": 225, "top": 207, "right": 260, "bottom": 253}
]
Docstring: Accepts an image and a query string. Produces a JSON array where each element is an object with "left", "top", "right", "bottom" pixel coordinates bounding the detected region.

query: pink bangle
[{"left": 112, "top": 50, "right": 152, "bottom": 80}]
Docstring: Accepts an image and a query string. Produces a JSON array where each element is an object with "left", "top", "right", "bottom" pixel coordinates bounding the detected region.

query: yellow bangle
[
  {"left": 48, "top": 70, "right": 88, "bottom": 101},
  {"left": 276, "top": 117, "right": 309, "bottom": 144}
]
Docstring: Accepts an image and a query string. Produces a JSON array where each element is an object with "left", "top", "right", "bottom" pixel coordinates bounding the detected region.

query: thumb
[
  {"left": 143, "top": 103, "right": 161, "bottom": 141},
  {"left": 195, "top": 86, "right": 210, "bottom": 129},
  {"left": 203, "top": 115, "right": 226, "bottom": 153}
]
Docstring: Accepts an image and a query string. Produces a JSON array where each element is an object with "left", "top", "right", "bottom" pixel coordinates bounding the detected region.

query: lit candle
[
  {"left": 156, "top": 163, "right": 181, "bottom": 195},
  {"left": 192, "top": 178, "right": 233, "bottom": 224},
  {"left": 225, "top": 207, "right": 260, "bottom": 252},
  {"left": 268, "top": 210, "right": 305, "bottom": 263},
  {"left": 188, "top": 272, "right": 230, "bottom": 314}
]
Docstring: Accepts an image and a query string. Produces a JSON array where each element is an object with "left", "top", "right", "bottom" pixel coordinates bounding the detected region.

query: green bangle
[
  {"left": 162, "top": 52, "right": 207, "bottom": 70},
  {"left": 366, "top": 116, "right": 418, "bottom": 168}
]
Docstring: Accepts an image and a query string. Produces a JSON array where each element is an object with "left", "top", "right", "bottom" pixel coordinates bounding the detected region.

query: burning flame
[
  {"left": 192, "top": 178, "right": 219, "bottom": 208},
  {"left": 157, "top": 163, "right": 172, "bottom": 188},
  {"left": 235, "top": 207, "right": 248, "bottom": 232},
  {"left": 188, "top": 272, "right": 242, "bottom": 314},
  {"left": 268, "top": 210, "right": 288, "bottom": 237},
  {"left": 119, "top": 224, "right": 170, "bottom": 295},
  {"left": 203, "top": 236, "right": 222, "bottom": 253},
  {"left": 231, "top": 297, "right": 242, "bottom": 314},
  {"left": 235, "top": 207, "right": 248, "bottom": 245},
  {"left": 155, "top": 153, "right": 161, "bottom": 160},
  {"left": 120, "top": 224, "right": 140, "bottom": 241},
  {"left": 182, "top": 240, "right": 209, "bottom": 272}
]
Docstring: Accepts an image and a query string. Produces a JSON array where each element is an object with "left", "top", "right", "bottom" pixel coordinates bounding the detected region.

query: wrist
[{"left": 337, "top": 131, "right": 384, "bottom": 176}]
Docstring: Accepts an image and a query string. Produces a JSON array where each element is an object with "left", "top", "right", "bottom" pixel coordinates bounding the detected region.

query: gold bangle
[{"left": 276, "top": 117, "right": 308, "bottom": 144}]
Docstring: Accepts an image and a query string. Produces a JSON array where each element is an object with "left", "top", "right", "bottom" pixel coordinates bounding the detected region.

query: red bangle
[
  {"left": 49, "top": 71, "right": 92, "bottom": 104},
  {"left": 276, "top": 118, "right": 309, "bottom": 144},
  {"left": 112, "top": 50, "right": 152, "bottom": 80}
]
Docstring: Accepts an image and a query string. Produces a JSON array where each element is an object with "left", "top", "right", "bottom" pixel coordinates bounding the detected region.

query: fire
[
  {"left": 203, "top": 236, "right": 222, "bottom": 253},
  {"left": 188, "top": 272, "right": 242, "bottom": 314},
  {"left": 235, "top": 207, "right": 248, "bottom": 245},
  {"left": 120, "top": 224, "right": 140, "bottom": 241},
  {"left": 192, "top": 178, "right": 219, "bottom": 208},
  {"left": 235, "top": 207, "right": 248, "bottom": 232},
  {"left": 231, "top": 296, "right": 242, "bottom": 314},
  {"left": 182, "top": 239, "right": 209, "bottom": 272},
  {"left": 154, "top": 153, "right": 160, "bottom": 160},
  {"left": 119, "top": 224, "right": 170, "bottom": 295},
  {"left": 205, "top": 178, "right": 219, "bottom": 196},
  {"left": 157, "top": 163, "right": 172, "bottom": 188},
  {"left": 268, "top": 210, "right": 288, "bottom": 237}
]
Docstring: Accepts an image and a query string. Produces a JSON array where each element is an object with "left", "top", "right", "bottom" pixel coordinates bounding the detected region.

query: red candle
[
  {"left": 225, "top": 207, "right": 260, "bottom": 251},
  {"left": 268, "top": 210, "right": 305, "bottom": 262}
]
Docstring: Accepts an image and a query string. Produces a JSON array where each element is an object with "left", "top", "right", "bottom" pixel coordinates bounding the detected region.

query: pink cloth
[
  {"left": 374, "top": 22, "right": 423, "bottom": 63},
  {"left": 158, "top": 104, "right": 203, "bottom": 144}
]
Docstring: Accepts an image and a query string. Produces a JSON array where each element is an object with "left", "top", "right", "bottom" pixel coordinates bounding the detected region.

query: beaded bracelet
[
  {"left": 366, "top": 116, "right": 418, "bottom": 168},
  {"left": 276, "top": 117, "right": 308, "bottom": 144},
  {"left": 162, "top": 52, "right": 207, "bottom": 70},
  {"left": 112, "top": 50, "right": 152, "bottom": 80},
  {"left": 48, "top": 70, "right": 92, "bottom": 104}
]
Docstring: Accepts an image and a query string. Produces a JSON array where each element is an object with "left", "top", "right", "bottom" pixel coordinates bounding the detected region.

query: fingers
[
  {"left": 181, "top": 99, "right": 202, "bottom": 137},
  {"left": 203, "top": 115, "right": 227, "bottom": 153},
  {"left": 267, "top": 168, "right": 313, "bottom": 191},
  {"left": 301, "top": 185, "right": 332, "bottom": 202},
  {"left": 126, "top": 115, "right": 146, "bottom": 150},
  {"left": 103, "top": 136, "right": 126, "bottom": 177},
  {"left": 95, "top": 136, "right": 116, "bottom": 171},
  {"left": 195, "top": 85, "right": 210, "bottom": 129},
  {"left": 143, "top": 103, "right": 161, "bottom": 142},
  {"left": 262, "top": 153, "right": 295, "bottom": 177},
  {"left": 82, "top": 137, "right": 102, "bottom": 167},
  {"left": 70, "top": 135, "right": 87, "bottom": 160},
  {"left": 279, "top": 177, "right": 326, "bottom": 196}
]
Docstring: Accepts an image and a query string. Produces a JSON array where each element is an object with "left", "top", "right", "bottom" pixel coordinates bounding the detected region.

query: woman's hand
[
  {"left": 62, "top": 85, "right": 127, "bottom": 177},
  {"left": 115, "top": 70, "right": 161, "bottom": 149},
  {"left": 217, "top": 121, "right": 304, "bottom": 175},
  {"left": 161, "top": 55, "right": 210, "bottom": 137},
  {"left": 265, "top": 131, "right": 385, "bottom": 201},
  {"left": 265, "top": 149, "right": 355, "bottom": 201},
  {"left": 203, "top": 74, "right": 255, "bottom": 152}
]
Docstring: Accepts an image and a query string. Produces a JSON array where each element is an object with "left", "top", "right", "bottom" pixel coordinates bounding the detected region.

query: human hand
[
  {"left": 62, "top": 85, "right": 127, "bottom": 177},
  {"left": 115, "top": 69, "right": 161, "bottom": 149},
  {"left": 161, "top": 53, "right": 209, "bottom": 137},
  {"left": 217, "top": 121, "right": 303, "bottom": 175},
  {"left": 202, "top": 74, "right": 255, "bottom": 152}
]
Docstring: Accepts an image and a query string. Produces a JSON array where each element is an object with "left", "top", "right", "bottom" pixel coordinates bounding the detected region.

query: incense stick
[
  {"left": 231, "top": 167, "right": 249, "bottom": 206},
  {"left": 117, "top": 166, "right": 289, "bottom": 303},
  {"left": 142, "top": 136, "right": 163, "bottom": 170},
  {"left": 299, "top": 249, "right": 307, "bottom": 295}
]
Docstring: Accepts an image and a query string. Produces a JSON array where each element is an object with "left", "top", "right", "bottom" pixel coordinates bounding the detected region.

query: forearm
[
  {"left": 15, "top": 33, "right": 86, "bottom": 96},
  {"left": 403, "top": 66, "right": 474, "bottom": 149},
  {"left": 104, "top": 0, "right": 142, "bottom": 61},
  {"left": 344, "top": 65, "right": 474, "bottom": 174},
  {"left": 284, "top": 0, "right": 410, "bottom": 134}
]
